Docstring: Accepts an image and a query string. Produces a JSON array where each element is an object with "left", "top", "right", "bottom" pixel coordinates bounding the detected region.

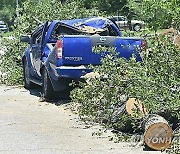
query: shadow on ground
[
  {"left": 29, "top": 87, "right": 41, "bottom": 97},
  {"left": 28, "top": 87, "right": 71, "bottom": 106}
]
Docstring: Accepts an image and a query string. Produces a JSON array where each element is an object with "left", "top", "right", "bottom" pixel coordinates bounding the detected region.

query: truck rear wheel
[{"left": 42, "top": 68, "right": 58, "bottom": 100}]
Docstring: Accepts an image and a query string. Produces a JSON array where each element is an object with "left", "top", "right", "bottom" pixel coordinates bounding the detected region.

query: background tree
[
  {"left": 0, "top": 0, "right": 27, "bottom": 29},
  {"left": 0, "top": 0, "right": 16, "bottom": 26},
  {"left": 128, "top": 0, "right": 180, "bottom": 30},
  {"left": 81, "top": 0, "right": 129, "bottom": 16}
]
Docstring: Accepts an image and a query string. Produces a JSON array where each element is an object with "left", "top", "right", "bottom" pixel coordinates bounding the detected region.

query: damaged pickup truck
[{"left": 21, "top": 17, "right": 146, "bottom": 99}]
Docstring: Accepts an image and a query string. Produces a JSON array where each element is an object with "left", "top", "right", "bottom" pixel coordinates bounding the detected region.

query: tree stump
[{"left": 143, "top": 114, "right": 172, "bottom": 151}]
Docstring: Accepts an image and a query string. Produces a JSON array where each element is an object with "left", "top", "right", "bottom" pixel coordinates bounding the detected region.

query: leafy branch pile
[{"left": 70, "top": 35, "right": 180, "bottom": 142}]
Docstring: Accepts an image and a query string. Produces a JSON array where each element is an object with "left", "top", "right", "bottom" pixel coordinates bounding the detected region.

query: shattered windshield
[{"left": 51, "top": 17, "right": 119, "bottom": 40}]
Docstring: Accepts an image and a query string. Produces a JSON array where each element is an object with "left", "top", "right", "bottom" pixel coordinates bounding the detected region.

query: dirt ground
[{"left": 0, "top": 85, "right": 161, "bottom": 154}]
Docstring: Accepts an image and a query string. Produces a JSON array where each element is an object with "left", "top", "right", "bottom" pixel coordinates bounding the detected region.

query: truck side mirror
[{"left": 20, "top": 35, "right": 30, "bottom": 43}]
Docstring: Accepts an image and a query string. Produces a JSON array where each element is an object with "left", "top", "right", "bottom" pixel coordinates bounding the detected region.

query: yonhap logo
[{"left": 130, "top": 134, "right": 180, "bottom": 147}]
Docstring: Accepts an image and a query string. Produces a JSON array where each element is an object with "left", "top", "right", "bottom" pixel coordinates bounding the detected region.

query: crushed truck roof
[{"left": 60, "top": 17, "right": 122, "bottom": 36}]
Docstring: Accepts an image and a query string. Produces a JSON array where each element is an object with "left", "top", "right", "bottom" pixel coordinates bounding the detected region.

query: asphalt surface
[{"left": 0, "top": 85, "right": 161, "bottom": 154}]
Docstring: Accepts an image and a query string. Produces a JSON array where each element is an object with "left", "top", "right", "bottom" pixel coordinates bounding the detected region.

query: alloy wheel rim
[{"left": 134, "top": 25, "right": 141, "bottom": 31}]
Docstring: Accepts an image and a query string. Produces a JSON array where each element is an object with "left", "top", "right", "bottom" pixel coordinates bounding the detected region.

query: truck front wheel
[{"left": 23, "top": 59, "right": 34, "bottom": 89}]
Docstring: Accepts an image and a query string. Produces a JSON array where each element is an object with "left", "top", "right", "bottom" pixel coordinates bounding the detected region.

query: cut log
[
  {"left": 143, "top": 114, "right": 172, "bottom": 151},
  {"left": 126, "top": 98, "right": 148, "bottom": 117}
]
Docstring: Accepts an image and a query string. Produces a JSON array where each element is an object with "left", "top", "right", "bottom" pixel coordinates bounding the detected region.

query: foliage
[
  {"left": 128, "top": 0, "right": 180, "bottom": 30},
  {"left": 171, "top": 0, "right": 180, "bottom": 31},
  {"left": 2, "top": 0, "right": 179, "bottom": 30},
  {"left": 0, "top": 0, "right": 26, "bottom": 27},
  {"left": 0, "top": 7, "right": 15, "bottom": 27},
  {"left": 0, "top": 32, "right": 24, "bottom": 85},
  {"left": 19, "top": 0, "right": 103, "bottom": 34},
  {"left": 81, "top": 0, "right": 129, "bottom": 16},
  {"left": 0, "top": 0, "right": 16, "bottom": 26}
]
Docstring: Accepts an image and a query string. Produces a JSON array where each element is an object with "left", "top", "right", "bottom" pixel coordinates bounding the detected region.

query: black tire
[
  {"left": 133, "top": 24, "right": 141, "bottom": 32},
  {"left": 42, "top": 68, "right": 58, "bottom": 100},
  {"left": 23, "top": 59, "right": 34, "bottom": 89}
]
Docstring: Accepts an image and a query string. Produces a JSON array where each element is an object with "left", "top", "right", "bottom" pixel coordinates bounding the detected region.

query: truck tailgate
[{"left": 62, "top": 35, "right": 142, "bottom": 66}]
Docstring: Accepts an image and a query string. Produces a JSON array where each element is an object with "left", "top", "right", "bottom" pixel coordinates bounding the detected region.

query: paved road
[{"left": 0, "top": 85, "right": 160, "bottom": 154}]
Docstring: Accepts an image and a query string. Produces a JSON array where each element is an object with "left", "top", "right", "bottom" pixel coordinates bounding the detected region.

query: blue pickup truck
[{"left": 21, "top": 17, "right": 145, "bottom": 99}]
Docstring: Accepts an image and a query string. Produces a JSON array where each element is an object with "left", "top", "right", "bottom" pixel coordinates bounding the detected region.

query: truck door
[{"left": 30, "top": 22, "right": 48, "bottom": 78}]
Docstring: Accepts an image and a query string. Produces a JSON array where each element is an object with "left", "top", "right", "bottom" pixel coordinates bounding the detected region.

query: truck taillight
[
  {"left": 142, "top": 41, "right": 147, "bottom": 51},
  {"left": 55, "top": 39, "right": 63, "bottom": 58}
]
